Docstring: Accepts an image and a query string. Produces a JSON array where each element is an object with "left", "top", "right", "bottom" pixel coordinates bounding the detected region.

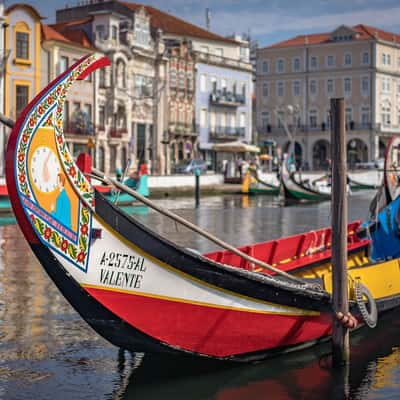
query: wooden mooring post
[{"left": 331, "top": 98, "right": 350, "bottom": 366}]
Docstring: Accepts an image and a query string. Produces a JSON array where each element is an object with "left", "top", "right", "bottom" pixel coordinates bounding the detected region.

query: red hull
[{"left": 86, "top": 287, "right": 332, "bottom": 358}]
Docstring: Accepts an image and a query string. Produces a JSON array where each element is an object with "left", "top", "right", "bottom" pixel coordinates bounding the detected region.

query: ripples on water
[{"left": 0, "top": 191, "right": 400, "bottom": 400}]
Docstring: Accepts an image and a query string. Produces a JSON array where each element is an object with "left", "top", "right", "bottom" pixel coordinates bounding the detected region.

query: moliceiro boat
[
  {"left": 242, "top": 167, "right": 279, "bottom": 195},
  {"left": 6, "top": 55, "right": 400, "bottom": 362},
  {"left": 280, "top": 154, "right": 331, "bottom": 202}
]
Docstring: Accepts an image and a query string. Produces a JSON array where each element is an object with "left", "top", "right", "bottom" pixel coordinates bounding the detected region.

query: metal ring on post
[{"left": 355, "top": 281, "right": 378, "bottom": 328}]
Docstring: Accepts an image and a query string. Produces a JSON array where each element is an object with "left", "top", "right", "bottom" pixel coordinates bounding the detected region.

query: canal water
[{"left": 1, "top": 191, "right": 400, "bottom": 400}]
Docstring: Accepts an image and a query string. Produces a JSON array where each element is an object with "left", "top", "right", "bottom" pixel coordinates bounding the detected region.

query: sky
[{"left": 7, "top": 0, "right": 400, "bottom": 48}]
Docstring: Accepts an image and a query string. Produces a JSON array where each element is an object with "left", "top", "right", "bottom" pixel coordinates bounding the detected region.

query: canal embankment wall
[{"left": 147, "top": 169, "right": 382, "bottom": 197}]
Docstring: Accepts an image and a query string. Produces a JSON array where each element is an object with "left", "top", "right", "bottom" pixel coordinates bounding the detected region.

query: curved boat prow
[{"left": 6, "top": 54, "right": 109, "bottom": 262}]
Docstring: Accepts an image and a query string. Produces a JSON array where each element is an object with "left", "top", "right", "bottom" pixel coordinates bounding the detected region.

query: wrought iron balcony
[
  {"left": 209, "top": 90, "right": 246, "bottom": 107},
  {"left": 209, "top": 126, "right": 245, "bottom": 140}
]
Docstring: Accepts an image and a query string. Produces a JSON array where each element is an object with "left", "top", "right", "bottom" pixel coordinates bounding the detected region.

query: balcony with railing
[
  {"left": 109, "top": 127, "right": 128, "bottom": 138},
  {"left": 63, "top": 121, "right": 94, "bottom": 136},
  {"left": 169, "top": 122, "right": 198, "bottom": 136},
  {"left": 209, "top": 126, "right": 245, "bottom": 140},
  {"left": 209, "top": 90, "right": 246, "bottom": 107}
]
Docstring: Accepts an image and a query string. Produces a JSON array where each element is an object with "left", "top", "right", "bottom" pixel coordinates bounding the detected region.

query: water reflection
[
  {"left": 119, "top": 309, "right": 400, "bottom": 400},
  {"left": 1, "top": 191, "right": 398, "bottom": 400}
]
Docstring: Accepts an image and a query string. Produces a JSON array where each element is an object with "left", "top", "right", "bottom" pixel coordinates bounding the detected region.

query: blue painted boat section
[{"left": 370, "top": 195, "right": 400, "bottom": 261}]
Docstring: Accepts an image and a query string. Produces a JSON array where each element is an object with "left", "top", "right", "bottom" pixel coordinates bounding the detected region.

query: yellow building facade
[{"left": 4, "top": 4, "right": 41, "bottom": 121}]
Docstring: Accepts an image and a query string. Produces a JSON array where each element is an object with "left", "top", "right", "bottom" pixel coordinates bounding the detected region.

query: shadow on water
[{"left": 117, "top": 309, "right": 400, "bottom": 400}]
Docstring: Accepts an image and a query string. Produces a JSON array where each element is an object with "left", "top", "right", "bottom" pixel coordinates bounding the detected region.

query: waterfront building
[
  {"left": 166, "top": 41, "right": 196, "bottom": 173},
  {"left": 41, "top": 24, "right": 99, "bottom": 161},
  {"left": 55, "top": 1, "right": 168, "bottom": 175},
  {"left": 256, "top": 24, "right": 400, "bottom": 169},
  {"left": 3, "top": 3, "right": 42, "bottom": 172},
  {"left": 193, "top": 35, "right": 253, "bottom": 170}
]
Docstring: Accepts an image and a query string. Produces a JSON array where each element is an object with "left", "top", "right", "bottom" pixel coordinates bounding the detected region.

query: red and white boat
[{"left": 7, "top": 54, "right": 400, "bottom": 362}]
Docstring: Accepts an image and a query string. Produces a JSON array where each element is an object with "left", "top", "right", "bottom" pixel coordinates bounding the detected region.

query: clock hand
[{"left": 43, "top": 151, "right": 51, "bottom": 183}]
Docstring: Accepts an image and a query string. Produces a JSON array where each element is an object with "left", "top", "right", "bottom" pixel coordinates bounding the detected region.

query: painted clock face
[{"left": 30, "top": 146, "right": 60, "bottom": 193}]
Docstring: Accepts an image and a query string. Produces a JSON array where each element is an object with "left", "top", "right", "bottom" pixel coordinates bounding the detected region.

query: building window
[
  {"left": 178, "top": 71, "right": 185, "bottom": 90},
  {"left": 241, "top": 83, "right": 246, "bottom": 97},
  {"left": 344, "top": 53, "right": 352, "bottom": 66},
  {"left": 211, "top": 76, "right": 217, "bottom": 93},
  {"left": 309, "top": 56, "right": 318, "bottom": 69},
  {"left": 293, "top": 80, "right": 300, "bottom": 97},
  {"left": 382, "top": 53, "right": 386, "bottom": 65},
  {"left": 327, "top": 79, "right": 334, "bottom": 95},
  {"left": 344, "top": 77, "right": 352, "bottom": 95},
  {"left": 381, "top": 105, "right": 391, "bottom": 126},
  {"left": 135, "top": 18, "right": 150, "bottom": 47},
  {"left": 362, "top": 52, "right": 369, "bottom": 65},
  {"left": 84, "top": 103, "right": 92, "bottom": 121},
  {"left": 361, "top": 76, "right": 369, "bottom": 95},
  {"left": 326, "top": 55, "right": 334, "bottom": 67},
  {"left": 345, "top": 107, "right": 352, "bottom": 127},
  {"left": 200, "top": 74, "right": 207, "bottom": 92},
  {"left": 397, "top": 79, "right": 400, "bottom": 95},
  {"left": 15, "top": 85, "right": 29, "bottom": 117},
  {"left": 276, "top": 81, "right": 284, "bottom": 97},
  {"left": 361, "top": 107, "right": 370, "bottom": 126},
  {"left": 221, "top": 78, "right": 227, "bottom": 93},
  {"left": 116, "top": 60, "right": 126, "bottom": 88},
  {"left": 309, "top": 110, "right": 317, "bottom": 128},
  {"left": 112, "top": 25, "right": 118, "bottom": 40},
  {"left": 96, "top": 25, "right": 105, "bottom": 40},
  {"left": 293, "top": 57, "right": 300, "bottom": 72},
  {"left": 310, "top": 80, "right": 317, "bottom": 95},
  {"left": 240, "top": 113, "right": 246, "bottom": 129},
  {"left": 262, "top": 82, "right": 269, "bottom": 97},
  {"left": 382, "top": 77, "right": 391, "bottom": 93},
  {"left": 134, "top": 75, "right": 152, "bottom": 96},
  {"left": 59, "top": 56, "right": 68, "bottom": 74},
  {"left": 170, "top": 69, "right": 177, "bottom": 88},
  {"left": 200, "top": 108, "right": 208, "bottom": 128},
  {"left": 200, "top": 45, "right": 209, "bottom": 54},
  {"left": 262, "top": 61, "right": 269, "bottom": 73},
  {"left": 210, "top": 111, "right": 216, "bottom": 130},
  {"left": 16, "top": 31, "right": 29, "bottom": 60},
  {"left": 398, "top": 57, "right": 400, "bottom": 68},
  {"left": 325, "top": 110, "right": 331, "bottom": 128},
  {"left": 387, "top": 54, "right": 391, "bottom": 65},
  {"left": 99, "top": 105, "right": 105, "bottom": 127},
  {"left": 276, "top": 59, "right": 284, "bottom": 73},
  {"left": 261, "top": 111, "right": 270, "bottom": 129},
  {"left": 187, "top": 71, "right": 194, "bottom": 92}
]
